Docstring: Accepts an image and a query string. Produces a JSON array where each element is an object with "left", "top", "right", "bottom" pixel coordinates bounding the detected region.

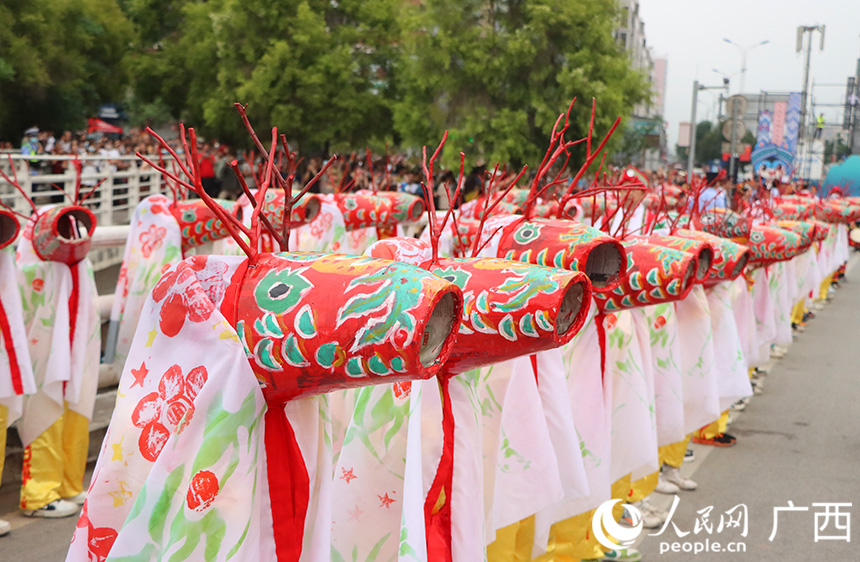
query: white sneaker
[
  {"left": 0, "top": 519, "right": 10, "bottom": 537},
  {"left": 731, "top": 398, "right": 748, "bottom": 411},
  {"left": 64, "top": 492, "right": 87, "bottom": 506},
  {"left": 22, "top": 499, "right": 79, "bottom": 518},
  {"left": 661, "top": 465, "right": 697, "bottom": 491},
  {"left": 629, "top": 500, "right": 664, "bottom": 529},
  {"left": 654, "top": 476, "right": 680, "bottom": 494}
]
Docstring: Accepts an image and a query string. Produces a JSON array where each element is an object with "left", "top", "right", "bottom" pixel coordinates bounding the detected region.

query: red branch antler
[{"left": 0, "top": 155, "right": 37, "bottom": 219}]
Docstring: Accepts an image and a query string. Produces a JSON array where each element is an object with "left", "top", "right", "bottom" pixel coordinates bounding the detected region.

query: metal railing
[{"left": 0, "top": 154, "right": 168, "bottom": 270}]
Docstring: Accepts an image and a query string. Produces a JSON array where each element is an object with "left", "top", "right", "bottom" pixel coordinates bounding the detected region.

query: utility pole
[
  {"left": 852, "top": 44, "right": 860, "bottom": 154},
  {"left": 797, "top": 25, "right": 825, "bottom": 179},
  {"left": 798, "top": 25, "right": 825, "bottom": 142},
  {"left": 687, "top": 80, "right": 699, "bottom": 182},
  {"left": 687, "top": 79, "right": 730, "bottom": 181}
]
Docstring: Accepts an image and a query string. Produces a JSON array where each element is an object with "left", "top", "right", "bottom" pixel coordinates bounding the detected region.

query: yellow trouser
[
  {"left": 791, "top": 300, "right": 806, "bottom": 325},
  {"left": 0, "top": 404, "right": 7, "bottom": 486},
  {"left": 696, "top": 411, "right": 729, "bottom": 441},
  {"left": 628, "top": 471, "right": 658, "bottom": 504},
  {"left": 659, "top": 436, "right": 691, "bottom": 469},
  {"left": 20, "top": 405, "right": 89, "bottom": 510},
  {"left": 487, "top": 515, "right": 536, "bottom": 562},
  {"left": 819, "top": 274, "right": 833, "bottom": 300},
  {"left": 530, "top": 475, "right": 632, "bottom": 561},
  {"left": 534, "top": 509, "right": 602, "bottom": 562}
]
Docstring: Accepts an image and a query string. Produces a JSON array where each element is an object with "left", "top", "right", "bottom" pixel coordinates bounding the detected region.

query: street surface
[{"left": 638, "top": 255, "right": 860, "bottom": 560}]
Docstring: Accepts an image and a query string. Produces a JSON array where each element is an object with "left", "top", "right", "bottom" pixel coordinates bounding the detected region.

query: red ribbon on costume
[
  {"left": 596, "top": 312, "right": 608, "bottom": 383},
  {"left": 424, "top": 375, "right": 455, "bottom": 562},
  {"left": 264, "top": 406, "right": 310, "bottom": 562},
  {"left": 0, "top": 295, "right": 23, "bottom": 395}
]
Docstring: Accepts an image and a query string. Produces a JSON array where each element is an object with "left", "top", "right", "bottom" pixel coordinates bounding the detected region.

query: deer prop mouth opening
[
  {"left": 31, "top": 205, "right": 97, "bottom": 265},
  {"left": 557, "top": 281, "right": 586, "bottom": 337},
  {"left": 681, "top": 260, "right": 697, "bottom": 293},
  {"left": 584, "top": 241, "right": 624, "bottom": 290},
  {"left": 694, "top": 247, "right": 714, "bottom": 282},
  {"left": 303, "top": 197, "right": 322, "bottom": 223},
  {"left": 420, "top": 291, "right": 458, "bottom": 367},
  {"left": 0, "top": 210, "right": 20, "bottom": 249},
  {"left": 55, "top": 207, "right": 95, "bottom": 242},
  {"left": 410, "top": 199, "right": 426, "bottom": 221},
  {"left": 732, "top": 253, "right": 750, "bottom": 279}
]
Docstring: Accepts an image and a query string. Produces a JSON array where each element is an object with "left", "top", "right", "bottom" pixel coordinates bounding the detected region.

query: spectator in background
[
  {"left": 57, "top": 131, "right": 73, "bottom": 153},
  {"left": 21, "top": 128, "right": 42, "bottom": 173},
  {"left": 198, "top": 143, "right": 219, "bottom": 198}
]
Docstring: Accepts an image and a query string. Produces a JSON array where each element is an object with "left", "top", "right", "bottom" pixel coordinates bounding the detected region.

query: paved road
[
  {"left": 1, "top": 257, "right": 858, "bottom": 561},
  {"left": 638, "top": 255, "right": 860, "bottom": 561}
]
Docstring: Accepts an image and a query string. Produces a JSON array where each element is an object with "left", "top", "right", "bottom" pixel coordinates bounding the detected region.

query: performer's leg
[
  {"left": 537, "top": 509, "right": 604, "bottom": 561},
  {"left": 0, "top": 404, "right": 7, "bottom": 486},
  {"left": 791, "top": 300, "right": 805, "bottom": 326},
  {"left": 659, "top": 436, "right": 691, "bottom": 469},
  {"left": 628, "top": 472, "right": 658, "bottom": 503},
  {"left": 819, "top": 274, "right": 833, "bottom": 301},
  {"left": 0, "top": 404, "right": 8, "bottom": 536},
  {"left": 486, "top": 515, "right": 535, "bottom": 562},
  {"left": 58, "top": 405, "right": 89, "bottom": 500},
  {"left": 692, "top": 412, "right": 734, "bottom": 447},
  {"left": 20, "top": 413, "right": 65, "bottom": 510},
  {"left": 657, "top": 436, "right": 696, "bottom": 492}
]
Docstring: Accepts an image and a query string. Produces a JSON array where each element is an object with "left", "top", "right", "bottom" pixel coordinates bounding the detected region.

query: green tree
[
  {"left": 391, "top": 0, "right": 650, "bottom": 169},
  {"left": 123, "top": 0, "right": 401, "bottom": 151},
  {"left": 0, "top": 0, "right": 133, "bottom": 141},
  {"left": 676, "top": 120, "right": 723, "bottom": 165}
]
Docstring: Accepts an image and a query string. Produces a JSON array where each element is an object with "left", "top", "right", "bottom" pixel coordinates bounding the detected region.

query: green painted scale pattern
[
  {"left": 173, "top": 199, "right": 234, "bottom": 250},
  {"left": 234, "top": 252, "right": 460, "bottom": 403},
  {"left": 595, "top": 241, "right": 695, "bottom": 312},
  {"left": 499, "top": 219, "right": 613, "bottom": 273}
]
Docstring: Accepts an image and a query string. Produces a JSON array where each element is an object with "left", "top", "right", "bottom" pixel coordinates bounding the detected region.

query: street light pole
[{"left": 723, "top": 38, "right": 770, "bottom": 94}]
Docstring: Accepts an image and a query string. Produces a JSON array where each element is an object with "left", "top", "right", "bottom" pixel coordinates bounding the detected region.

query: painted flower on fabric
[
  {"left": 310, "top": 211, "right": 333, "bottom": 238},
  {"left": 131, "top": 364, "right": 208, "bottom": 461},
  {"left": 186, "top": 470, "right": 219, "bottom": 512},
  {"left": 139, "top": 224, "right": 167, "bottom": 258},
  {"left": 653, "top": 315, "right": 666, "bottom": 330},
  {"left": 603, "top": 313, "right": 618, "bottom": 330},
  {"left": 392, "top": 381, "right": 411, "bottom": 400},
  {"left": 86, "top": 523, "right": 118, "bottom": 562},
  {"left": 151, "top": 262, "right": 215, "bottom": 338}
]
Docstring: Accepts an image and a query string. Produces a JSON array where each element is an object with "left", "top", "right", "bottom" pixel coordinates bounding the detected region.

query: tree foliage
[
  {"left": 3, "top": 0, "right": 651, "bottom": 161},
  {"left": 0, "top": 0, "right": 133, "bottom": 140},
  {"left": 122, "top": 0, "right": 401, "bottom": 151},
  {"left": 393, "top": 0, "right": 650, "bottom": 168}
]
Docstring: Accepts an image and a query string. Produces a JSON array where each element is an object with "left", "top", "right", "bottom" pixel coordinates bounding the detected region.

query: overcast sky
[{"left": 638, "top": 0, "right": 860, "bottom": 152}]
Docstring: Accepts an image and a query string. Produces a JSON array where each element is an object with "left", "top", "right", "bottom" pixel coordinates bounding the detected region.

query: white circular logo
[{"left": 591, "top": 499, "right": 644, "bottom": 550}]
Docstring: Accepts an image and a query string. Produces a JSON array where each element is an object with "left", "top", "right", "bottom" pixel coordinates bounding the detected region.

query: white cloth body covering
[
  {"left": 641, "top": 302, "right": 686, "bottom": 447},
  {"left": 0, "top": 247, "right": 37, "bottom": 423},
  {"left": 730, "top": 277, "right": 758, "bottom": 369},
  {"left": 750, "top": 267, "right": 777, "bottom": 367},
  {"left": 533, "top": 306, "right": 611, "bottom": 557},
  {"left": 16, "top": 210, "right": 101, "bottom": 446},
  {"left": 109, "top": 194, "right": 183, "bottom": 366},
  {"left": 674, "top": 285, "right": 721, "bottom": 433},
  {"left": 67, "top": 256, "right": 277, "bottom": 562},
  {"left": 605, "top": 308, "right": 658, "bottom": 483},
  {"left": 705, "top": 283, "right": 753, "bottom": 411}
]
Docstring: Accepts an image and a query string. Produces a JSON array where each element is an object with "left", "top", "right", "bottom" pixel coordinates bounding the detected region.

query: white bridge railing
[{"left": 0, "top": 153, "right": 169, "bottom": 271}]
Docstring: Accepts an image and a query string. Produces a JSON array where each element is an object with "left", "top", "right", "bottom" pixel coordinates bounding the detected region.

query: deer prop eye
[{"left": 268, "top": 283, "right": 290, "bottom": 300}]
